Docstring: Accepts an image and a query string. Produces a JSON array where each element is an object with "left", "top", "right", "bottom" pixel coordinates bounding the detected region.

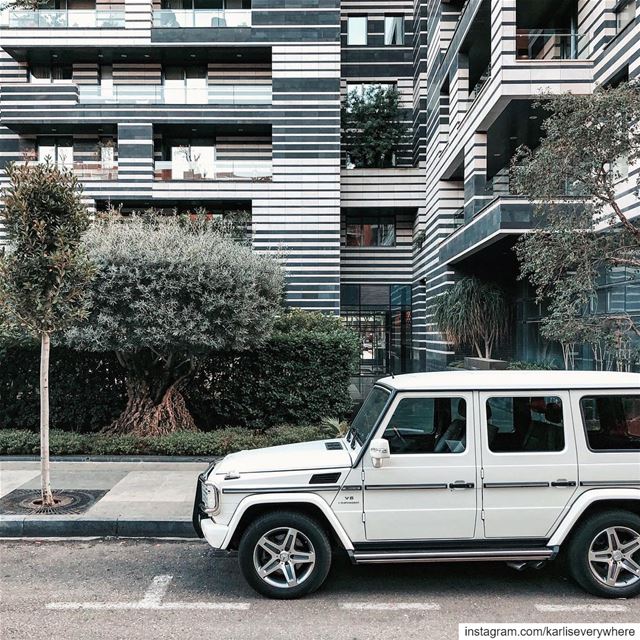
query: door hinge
[
  {"left": 361, "top": 469, "right": 365, "bottom": 481},
  {"left": 480, "top": 468, "right": 485, "bottom": 479},
  {"left": 481, "top": 509, "right": 486, "bottom": 520},
  {"left": 361, "top": 512, "right": 366, "bottom": 523}
]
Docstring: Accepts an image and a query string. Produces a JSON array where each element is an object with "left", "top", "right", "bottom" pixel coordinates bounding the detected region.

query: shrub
[
  {"left": 0, "top": 311, "right": 359, "bottom": 432},
  {"left": 0, "top": 424, "right": 337, "bottom": 457}
]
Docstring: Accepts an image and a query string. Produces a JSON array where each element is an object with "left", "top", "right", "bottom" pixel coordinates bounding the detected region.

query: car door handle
[
  {"left": 449, "top": 481, "right": 474, "bottom": 489},
  {"left": 550, "top": 480, "right": 577, "bottom": 487}
]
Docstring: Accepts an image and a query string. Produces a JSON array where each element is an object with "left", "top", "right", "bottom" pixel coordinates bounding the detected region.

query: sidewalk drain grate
[{"left": 0, "top": 489, "right": 108, "bottom": 515}]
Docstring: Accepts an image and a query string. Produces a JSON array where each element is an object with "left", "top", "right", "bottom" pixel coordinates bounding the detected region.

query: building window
[
  {"left": 384, "top": 15, "right": 404, "bottom": 45},
  {"left": 37, "top": 137, "right": 73, "bottom": 168},
  {"left": 29, "top": 64, "right": 72, "bottom": 83},
  {"left": 346, "top": 82, "right": 394, "bottom": 96},
  {"left": 346, "top": 215, "right": 395, "bottom": 247},
  {"left": 616, "top": 0, "right": 635, "bottom": 33},
  {"left": 347, "top": 16, "right": 367, "bottom": 45}
]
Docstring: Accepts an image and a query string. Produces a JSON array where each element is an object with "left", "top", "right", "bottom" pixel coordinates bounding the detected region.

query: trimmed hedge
[
  {"left": 0, "top": 313, "right": 359, "bottom": 432},
  {"left": 0, "top": 424, "right": 337, "bottom": 457}
]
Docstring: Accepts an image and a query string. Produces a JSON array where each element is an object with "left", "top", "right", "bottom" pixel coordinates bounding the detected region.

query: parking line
[
  {"left": 46, "top": 574, "right": 251, "bottom": 611},
  {"left": 536, "top": 604, "right": 629, "bottom": 613},
  {"left": 340, "top": 602, "right": 441, "bottom": 611}
]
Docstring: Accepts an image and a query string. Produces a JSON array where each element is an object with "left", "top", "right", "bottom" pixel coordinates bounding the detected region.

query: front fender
[
  {"left": 220, "top": 492, "right": 355, "bottom": 551},
  {"left": 547, "top": 488, "right": 640, "bottom": 547}
]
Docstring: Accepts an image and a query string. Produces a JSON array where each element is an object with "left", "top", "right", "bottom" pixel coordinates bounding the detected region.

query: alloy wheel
[
  {"left": 252, "top": 527, "right": 316, "bottom": 589},
  {"left": 588, "top": 526, "right": 640, "bottom": 588}
]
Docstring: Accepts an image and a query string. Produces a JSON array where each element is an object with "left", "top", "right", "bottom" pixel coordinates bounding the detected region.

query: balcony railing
[
  {"left": 18, "top": 160, "right": 118, "bottom": 180},
  {"left": 153, "top": 9, "right": 251, "bottom": 28},
  {"left": 2, "top": 9, "right": 125, "bottom": 28},
  {"left": 78, "top": 83, "right": 271, "bottom": 105},
  {"left": 516, "top": 30, "right": 588, "bottom": 61},
  {"left": 154, "top": 159, "right": 271, "bottom": 181}
]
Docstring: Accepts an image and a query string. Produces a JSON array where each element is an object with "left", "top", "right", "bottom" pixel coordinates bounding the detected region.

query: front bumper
[{"left": 192, "top": 462, "right": 229, "bottom": 549}]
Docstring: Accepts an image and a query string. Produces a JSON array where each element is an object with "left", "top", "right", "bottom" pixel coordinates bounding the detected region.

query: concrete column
[
  {"left": 116, "top": 123, "right": 154, "bottom": 197},
  {"left": 448, "top": 53, "right": 469, "bottom": 132}
]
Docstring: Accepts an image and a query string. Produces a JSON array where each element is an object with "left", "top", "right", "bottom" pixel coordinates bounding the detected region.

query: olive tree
[
  {"left": 512, "top": 83, "right": 640, "bottom": 369},
  {"left": 0, "top": 162, "right": 94, "bottom": 506},
  {"left": 432, "top": 276, "right": 509, "bottom": 360},
  {"left": 66, "top": 215, "right": 283, "bottom": 436}
]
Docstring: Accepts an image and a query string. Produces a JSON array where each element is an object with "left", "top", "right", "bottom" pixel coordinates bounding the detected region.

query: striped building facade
[{"left": 0, "top": 0, "right": 639, "bottom": 388}]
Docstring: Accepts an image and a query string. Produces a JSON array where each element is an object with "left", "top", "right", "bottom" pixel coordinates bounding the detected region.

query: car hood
[{"left": 212, "top": 439, "right": 353, "bottom": 475}]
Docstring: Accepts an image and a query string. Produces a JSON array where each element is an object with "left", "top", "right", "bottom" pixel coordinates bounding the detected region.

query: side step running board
[{"left": 351, "top": 547, "right": 557, "bottom": 565}]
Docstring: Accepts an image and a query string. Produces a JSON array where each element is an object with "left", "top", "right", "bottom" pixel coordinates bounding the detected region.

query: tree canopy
[
  {"left": 341, "top": 85, "right": 408, "bottom": 168},
  {"left": 512, "top": 82, "right": 640, "bottom": 369},
  {"left": 66, "top": 215, "right": 284, "bottom": 435},
  {"left": 432, "top": 276, "right": 509, "bottom": 360}
]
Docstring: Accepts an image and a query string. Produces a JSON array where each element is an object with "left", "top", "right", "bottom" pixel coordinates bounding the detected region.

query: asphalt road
[{"left": 1, "top": 539, "right": 638, "bottom": 640}]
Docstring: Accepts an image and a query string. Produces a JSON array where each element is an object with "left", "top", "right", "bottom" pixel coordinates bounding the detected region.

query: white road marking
[
  {"left": 340, "top": 602, "right": 441, "bottom": 611},
  {"left": 139, "top": 574, "right": 173, "bottom": 606},
  {"left": 46, "top": 574, "right": 251, "bottom": 611},
  {"left": 536, "top": 604, "right": 629, "bottom": 612}
]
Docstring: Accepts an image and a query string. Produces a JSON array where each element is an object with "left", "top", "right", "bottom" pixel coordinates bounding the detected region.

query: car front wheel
[
  {"left": 567, "top": 510, "right": 640, "bottom": 598},
  {"left": 238, "top": 510, "right": 332, "bottom": 599}
]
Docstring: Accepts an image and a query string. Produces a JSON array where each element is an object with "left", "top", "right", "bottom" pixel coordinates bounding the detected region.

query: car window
[
  {"left": 383, "top": 397, "right": 466, "bottom": 454},
  {"left": 580, "top": 395, "right": 640, "bottom": 451},
  {"left": 486, "top": 395, "right": 565, "bottom": 453}
]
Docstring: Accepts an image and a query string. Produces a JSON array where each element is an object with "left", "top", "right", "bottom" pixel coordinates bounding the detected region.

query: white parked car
[{"left": 193, "top": 371, "right": 640, "bottom": 599}]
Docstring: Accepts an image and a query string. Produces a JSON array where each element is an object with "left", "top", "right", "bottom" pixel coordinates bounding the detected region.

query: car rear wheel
[
  {"left": 567, "top": 510, "right": 640, "bottom": 598},
  {"left": 238, "top": 510, "right": 332, "bottom": 599}
]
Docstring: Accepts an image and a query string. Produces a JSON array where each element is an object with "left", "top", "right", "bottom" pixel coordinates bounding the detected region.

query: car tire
[
  {"left": 567, "top": 510, "right": 640, "bottom": 599},
  {"left": 238, "top": 510, "right": 332, "bottom": 599}
]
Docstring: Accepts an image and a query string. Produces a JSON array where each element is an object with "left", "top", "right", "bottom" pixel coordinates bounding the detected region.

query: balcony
[
  {"left": 152, "top": 9, "right": 251, "bottom": 28},
  {"left": 18, "top": 160, "right": 117, "bottom": 181},
  {"left": 516, "top": 29, "right": 589, "bottom": 61},
  {"left": 1, "top": 9, "right": 125, "bottom": 28},
  {"left": 78, "top": 84, "right": 271, "bottom": 105},
  {"left": 154, "top": 159, "right": 271, "bottom": 181}
]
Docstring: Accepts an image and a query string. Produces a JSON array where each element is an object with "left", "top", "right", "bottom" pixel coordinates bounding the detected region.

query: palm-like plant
[{"left": 433, "top": 277, "right": 509, "bottom": 360}]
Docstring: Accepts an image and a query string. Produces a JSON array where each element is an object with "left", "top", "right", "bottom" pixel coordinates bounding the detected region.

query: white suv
[{"left": 193, "top": 371, "right": 640, "bottom": 599}]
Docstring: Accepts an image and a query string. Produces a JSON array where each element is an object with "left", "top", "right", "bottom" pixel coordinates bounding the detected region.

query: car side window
[
  {"left": 580, "top": 395, "right": 640, "bottom": 451},
  {"left": 383, "top": 397, "right": 466, "bottom": 454},
  {"left": 486, "top": 395, "right": 565, "bottom": 453}
]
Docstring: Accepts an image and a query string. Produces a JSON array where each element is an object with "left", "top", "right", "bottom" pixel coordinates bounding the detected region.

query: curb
[{"left": 0, "top": 518, "right": 198, "bottom": 538}]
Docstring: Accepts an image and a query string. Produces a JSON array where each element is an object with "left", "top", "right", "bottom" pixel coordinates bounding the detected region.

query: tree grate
[{"left": 0, "top": 489, "right": 108, "bottom": 515}]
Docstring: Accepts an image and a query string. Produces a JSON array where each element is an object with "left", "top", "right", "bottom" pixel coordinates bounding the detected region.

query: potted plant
[{"left": 433, "top": 276, "right": 510, "bottom": 370}]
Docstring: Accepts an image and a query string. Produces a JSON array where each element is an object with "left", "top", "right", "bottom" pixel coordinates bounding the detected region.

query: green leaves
[
  {"left": 512, "top": 82, "right": 640, "bottom": 366},
  {"left": 0, "top": 161, "right": 94, "bottom": 337},
  {"left": 433, "top": 277, "right": 509, "bottom": 360},
  {"left": 341, "top": 85, "right": 408, "bottom": 168},
  {"left": 65, "top": 215, "right": 284, "bottom": 355}
]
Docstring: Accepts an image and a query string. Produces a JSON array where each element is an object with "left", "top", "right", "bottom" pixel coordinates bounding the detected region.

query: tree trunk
[
  {"left": 105, "top": 378, "right": 197, "bottom": 437},
  {"left": 40, "top": 332, "right": 54, "bottom": 507}
]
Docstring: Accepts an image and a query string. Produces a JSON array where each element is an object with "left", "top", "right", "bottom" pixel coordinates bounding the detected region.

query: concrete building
[{"left": 0, "top": 0, "right": 638, "bottom": 389}]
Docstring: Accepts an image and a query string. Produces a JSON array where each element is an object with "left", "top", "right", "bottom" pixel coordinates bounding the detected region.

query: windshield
[{"left": 350, "top": 386, "right": 390, "bottom": 445}]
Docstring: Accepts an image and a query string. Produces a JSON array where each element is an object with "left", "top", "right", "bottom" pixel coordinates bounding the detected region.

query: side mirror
[{"left": 370, "top": 438, "right": 390, "bottom": 468}]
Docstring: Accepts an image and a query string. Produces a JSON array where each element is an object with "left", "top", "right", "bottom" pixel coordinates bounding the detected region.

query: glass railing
[
  {"left": 78, "top": 83, "right": 271, "bottom": 105},
  {"left": 515, "top": 30, "right": 589, "bottom": 60},
  {"left": 154, "top": 159, "right": 271, "bottom": 181},
  {"left": 153, "top": 9, "right": 251, "bottom": 28},
  {"left": 4, "top": 9, "right": 125, "bottom": 28},
  {"left": 17, "top": 160, "right": 118, "bottom": 180}
]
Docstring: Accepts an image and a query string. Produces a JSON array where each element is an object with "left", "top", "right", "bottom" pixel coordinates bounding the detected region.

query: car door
[
  {"left": 479, "top": 390, "right": 579, "bottom": 538},
  {"left": 362, "top": 391, "right": 478, "bottom": 540}
]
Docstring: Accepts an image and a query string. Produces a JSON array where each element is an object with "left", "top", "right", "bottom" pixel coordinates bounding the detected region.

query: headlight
[{"left": 202, "top": 482, "right": 220, "bottom": 515}]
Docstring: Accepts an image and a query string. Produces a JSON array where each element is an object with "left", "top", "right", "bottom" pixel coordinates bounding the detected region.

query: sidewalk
[{"left": 0, "top": 459, "right": 209, "bottom": 537}]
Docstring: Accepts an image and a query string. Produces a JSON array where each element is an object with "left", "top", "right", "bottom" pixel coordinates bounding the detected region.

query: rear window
[{"left": 580, "top": 395, "right": 640, "bottom": 451}]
